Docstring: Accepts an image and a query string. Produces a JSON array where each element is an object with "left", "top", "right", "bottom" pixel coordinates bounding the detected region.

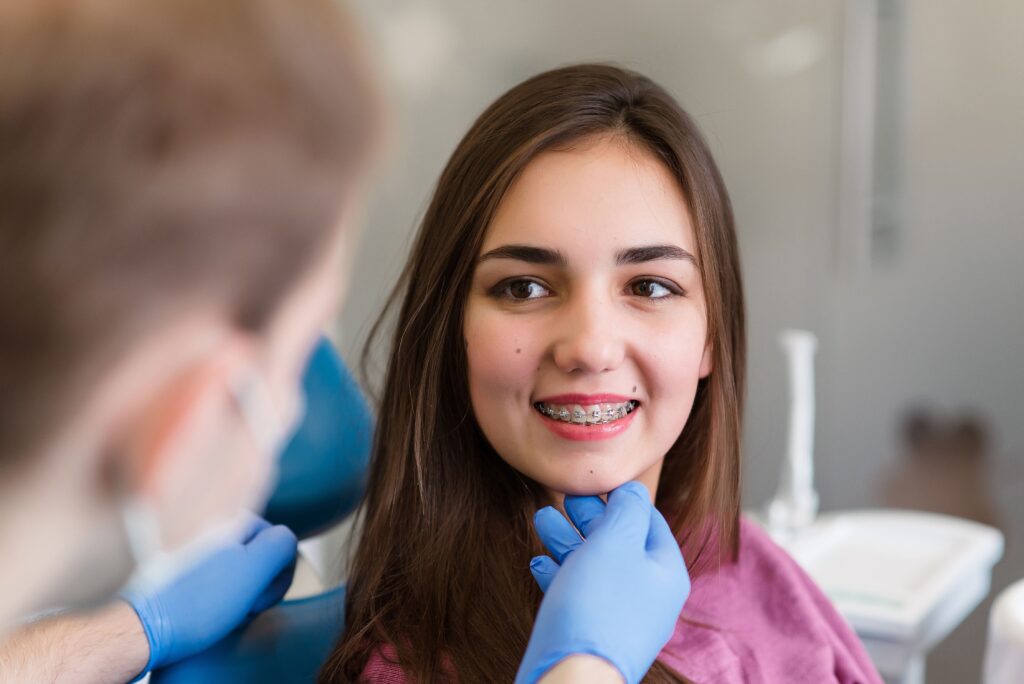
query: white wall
[{"left": 825, "top": 2, "right": 1024, "bottom": 680}]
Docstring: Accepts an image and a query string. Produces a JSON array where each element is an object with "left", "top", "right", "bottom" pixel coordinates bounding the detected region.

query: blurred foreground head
[{"left": 0, "top": 0, "right": 380, "bottom": 615}]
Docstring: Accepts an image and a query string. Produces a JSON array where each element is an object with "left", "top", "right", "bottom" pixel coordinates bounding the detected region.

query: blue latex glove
[
  {"left": 516, "top": 482, "right": 690, "bottom": 684},
  {"left": 123, "top": 513, "right": 298, "bottom": 679}
]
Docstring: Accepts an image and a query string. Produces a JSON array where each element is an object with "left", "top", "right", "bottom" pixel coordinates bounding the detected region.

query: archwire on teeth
[{"left": 534, "top": 400, "right": 639, "bottom": 425}]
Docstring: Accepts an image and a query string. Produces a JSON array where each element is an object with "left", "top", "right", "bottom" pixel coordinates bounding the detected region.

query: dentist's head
[{"left": 0, "top": 0, "right": 378, "bottom": 621}]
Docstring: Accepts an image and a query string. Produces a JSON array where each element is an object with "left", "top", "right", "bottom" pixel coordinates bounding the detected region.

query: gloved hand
[
  {"left": 123, "top": 513, "right": 298, "bottom": 679},
  {"left": 516, "top": 481, "right": 690, "bottom": 684}
]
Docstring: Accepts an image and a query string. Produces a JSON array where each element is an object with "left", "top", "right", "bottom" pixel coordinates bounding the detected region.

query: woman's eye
[
  {"left": 628, "top": 279, "right": 680, "bottom": 299},
  {"left": 496, "top": 279, "right": 551, "bottom": 301}
]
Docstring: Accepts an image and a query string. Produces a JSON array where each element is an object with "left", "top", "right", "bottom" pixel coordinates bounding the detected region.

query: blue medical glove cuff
[{"left": 123, "top": 593, "right": 162, "bottom": 682}]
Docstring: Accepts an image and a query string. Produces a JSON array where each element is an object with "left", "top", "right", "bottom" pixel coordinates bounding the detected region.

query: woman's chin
[
  {"left": 528, "top": 456, "right": 664, "bottom": 504},
  {"left": 538, "top": 471, "right": 633, "bottom": 500}
]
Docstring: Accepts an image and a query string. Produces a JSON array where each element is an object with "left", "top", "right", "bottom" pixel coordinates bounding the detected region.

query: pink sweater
[{"left": 362, "top": 517, "right": 884, "bottom": 683}]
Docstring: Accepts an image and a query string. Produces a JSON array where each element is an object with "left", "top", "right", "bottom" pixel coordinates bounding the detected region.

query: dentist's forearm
[
  {"left": 537, "top": 655, "right": 626, "bottom": 684},
  {"left": 0, "top": 600, "right": 149, "bottom": 684}
]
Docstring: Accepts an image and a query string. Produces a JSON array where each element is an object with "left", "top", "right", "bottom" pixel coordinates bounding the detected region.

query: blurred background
[{"left": 328, "top": 1, "right": 1023, "bottom": 681}]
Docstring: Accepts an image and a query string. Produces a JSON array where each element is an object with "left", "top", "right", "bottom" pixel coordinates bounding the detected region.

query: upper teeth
[{"left": 535, "top": 400, "right": 638, "bottom": 424}]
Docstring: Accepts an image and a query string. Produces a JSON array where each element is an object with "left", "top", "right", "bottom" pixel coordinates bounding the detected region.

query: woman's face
[{"left": 464, "top": 137, "right": 711, "bottom": 500}]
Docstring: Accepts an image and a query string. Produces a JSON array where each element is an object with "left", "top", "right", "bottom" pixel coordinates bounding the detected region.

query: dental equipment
[
  {"left": 766, "top": 329, "right": 820, "bottom": 542},
  {"left": 752, "top": 328, "right": 1003, "bottom": 684}
]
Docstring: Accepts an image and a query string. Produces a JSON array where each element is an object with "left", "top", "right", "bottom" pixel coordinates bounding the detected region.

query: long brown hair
[{"left": 321, "top": 64, "right": 745, "bottom": 684}]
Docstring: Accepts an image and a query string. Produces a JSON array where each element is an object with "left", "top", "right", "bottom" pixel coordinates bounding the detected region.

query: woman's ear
[{"left": 699, "top": 341, "right": 713, "bottom": 379}]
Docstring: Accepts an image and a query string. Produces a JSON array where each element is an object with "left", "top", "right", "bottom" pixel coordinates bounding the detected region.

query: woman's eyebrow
[
  {"left": 476, "top": 243, "right": 695, "bottom": 267},
  {"left": 477, "top": 244, "right": 567, "bottom": 266},
  {"left": 616, "top": 244, "right": 697, "bottom": 266}
]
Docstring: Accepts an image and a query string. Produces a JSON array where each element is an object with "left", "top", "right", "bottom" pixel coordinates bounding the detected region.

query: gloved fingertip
[
  {"left": 563, "top": 495, "right": 606, "bottom": 537},
  {"left": 533, "top": 505, "right": 556, "bottom": 525},
  {"left": 245, "top": 524, "right": 298, "bottom": 570},
  {"left": 533, "top": 507, "right": 584, "bottom": 563},
  {"left": 529, "top": 555, "right": 558, "bottom": 593},
  {"left": 612, "top": 480, "right": 651, "bottom": 503},
  {"left": 590, "top": 482, "right": 653, "bottom": 548},
  {"left": 270, "top": 523, "right": 299, "bottom": 547},
  {"left": 239, "top": 512, "right": 272, "bottom": 543},
  {"left": 606, "top": 482, "right": 654, "bottom": 522}
]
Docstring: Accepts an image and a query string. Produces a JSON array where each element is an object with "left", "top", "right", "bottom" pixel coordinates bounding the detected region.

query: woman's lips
[
  {"left": 534, "top": 393, "right": 633, "bottom": 405},
  {"left": 533, "top": 401, "right": 639, "bottom": 442}
]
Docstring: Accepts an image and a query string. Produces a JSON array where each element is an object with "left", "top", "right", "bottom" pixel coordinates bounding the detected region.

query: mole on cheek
[
  {"left": 516, "top": 348, "right": 521, "bottom": 354},
  {"left": 632, "top": 385, "right": 637, "bottom": 393}
]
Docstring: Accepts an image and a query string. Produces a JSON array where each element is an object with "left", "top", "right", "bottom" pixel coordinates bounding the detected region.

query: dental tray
[{"left": 771, "top": 509, "right": 1003, "bottom": 644}]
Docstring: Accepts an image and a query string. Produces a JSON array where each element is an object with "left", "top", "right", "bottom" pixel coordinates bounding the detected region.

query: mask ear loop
[
  {"left": 106, "top": 434, "right": 164, "bottom": 580},
  {"left": 119, "top": 485, "right": 189, "bottom": 594},
  {"left": 229, "top": 370, "right": 284, "bottom": 457},
  {"left": 119, "top": 491, "right": 163, "bottom": 571},
  {"left": 228, "top": 367, "right": 292, "bottom": 508}
]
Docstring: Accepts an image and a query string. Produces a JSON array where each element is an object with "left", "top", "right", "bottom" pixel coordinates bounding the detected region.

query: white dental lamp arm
[{"left": 767, "top": 329, "right": 819, "bottom": 541}]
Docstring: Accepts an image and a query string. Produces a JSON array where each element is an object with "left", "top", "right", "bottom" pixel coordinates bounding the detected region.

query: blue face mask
[{"left": 119, "top": 365, "right": 303, "bottom": 595}]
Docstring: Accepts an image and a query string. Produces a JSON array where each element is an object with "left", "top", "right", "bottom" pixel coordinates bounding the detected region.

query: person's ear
[
  {"left": 100, "top": 330, "right": 256, "bottom": 544},
  {"left": 699, "top": 340, "right": 713, "bottom": 379},
  {"left": 123, "top": 356, "right": 232, "bottom": 495}
]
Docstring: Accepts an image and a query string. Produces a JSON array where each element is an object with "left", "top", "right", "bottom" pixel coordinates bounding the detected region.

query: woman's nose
[{"left": 550, "top": 295, "right": 626, "bottom": 375}]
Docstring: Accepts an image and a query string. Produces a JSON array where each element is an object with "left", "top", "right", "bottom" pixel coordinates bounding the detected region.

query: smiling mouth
[{"left": 533, "top": 400, "right": 640, "bottom": 425}]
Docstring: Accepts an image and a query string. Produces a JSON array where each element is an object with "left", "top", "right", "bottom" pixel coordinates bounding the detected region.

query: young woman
[{"left": 321, "top": 64, "right": 882, "bottom": 684}]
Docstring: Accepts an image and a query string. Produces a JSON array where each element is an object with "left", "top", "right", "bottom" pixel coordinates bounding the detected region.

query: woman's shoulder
[
  {"left": 684, "top": 517, "right": 809, "bottom": 597},
  {"left": 732, "top": 515, "right": 843, "bottom": 614},
  {"left": 668, "top": 515, "right": 883, "bottom": 683},
  {"left": 736, "top": 514, "right": 791, "bottom": 559},
  {"left": 733, "top": 515, "right": 824, "bottom": 586}
]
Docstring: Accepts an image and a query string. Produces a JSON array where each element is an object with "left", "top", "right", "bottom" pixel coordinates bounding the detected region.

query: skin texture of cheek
[
  {"left": 642, "top": 341, "right": 707, "bottom": 456},
  {"left": 465, "top": 310, "right": 536, "bottom": 452}
]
